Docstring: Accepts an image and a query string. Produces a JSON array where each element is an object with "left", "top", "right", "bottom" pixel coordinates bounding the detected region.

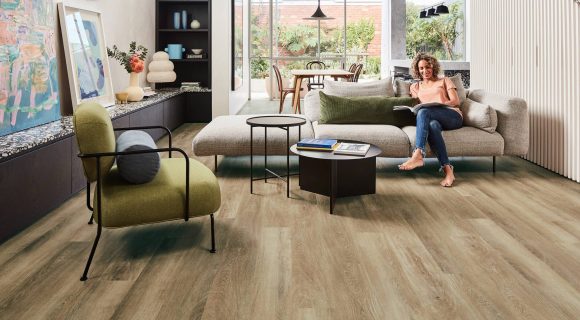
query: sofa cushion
[
  {"left": 402, "top": 126, "right": 504, "bottom": 156},
  {"left": 304, "top": 77, "right": 395, "bottom": 123},
  {"left": 324, "top": 77, "right": 395, "bottom": 97},
  {"left": 115, "top": 130, "right": 160, "bottom": 184},
  {"left": 462, "top": 98, "right": 498, "bottom": 133},
  {"left": 318, "top": 92, "right": 417, "bottom": 126},
  {"left": 192, "top": 114, "right": 315, "bottom": 156},
  {"left": 312, "top": 122, "right": 411, "bottom": 157},
  {"left": 394, "top": 79, "right": 412, "bottom": 97},
  {"left": 448, "top": 74, "right": 467, "bottom": 105}
]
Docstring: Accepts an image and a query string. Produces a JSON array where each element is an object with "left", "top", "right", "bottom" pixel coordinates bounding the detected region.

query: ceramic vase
[
  {"left": 173, "top": 12, "right": 180, "bottom": 29},
  {"left": 126, "top": 72, "right": 144, "bottom": 102},
  {"left": 190, "top": 19, "right": 201, "bottom": 29},
  {"left": 182, "top": 10, "right": 187, "bottom": 30}
]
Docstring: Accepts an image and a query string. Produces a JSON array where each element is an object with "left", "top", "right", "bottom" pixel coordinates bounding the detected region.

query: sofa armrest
[{"left": 467, "top": 89, "right": 529, "bottom": 156}]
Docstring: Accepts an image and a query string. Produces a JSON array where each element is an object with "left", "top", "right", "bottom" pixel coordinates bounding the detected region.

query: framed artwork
[
  {"left": 0, "top": 0, "right": 61, "bottom": 136},
  {"left": 57, "top": 4, "right": 114, "bottom": 109},
  {"left": 231, "top": 0, "right": 243, "bottom": 90}
]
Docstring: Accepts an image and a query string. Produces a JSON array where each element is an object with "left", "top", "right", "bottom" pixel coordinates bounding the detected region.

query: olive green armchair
[{"left": 73, "top": 102, "right": 221, "bottom": 281}]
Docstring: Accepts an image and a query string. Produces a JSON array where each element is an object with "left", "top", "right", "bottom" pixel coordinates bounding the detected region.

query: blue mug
[{"left": 165, "top": 44, "right": 185, "bottom": 59}]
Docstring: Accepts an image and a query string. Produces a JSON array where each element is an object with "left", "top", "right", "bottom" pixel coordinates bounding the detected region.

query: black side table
[
  {"left": 246, "top": 116, "right": 306, "bottom": 198},
  {"left": 290, "top": 141, "right": 382, "bottom": 214}
]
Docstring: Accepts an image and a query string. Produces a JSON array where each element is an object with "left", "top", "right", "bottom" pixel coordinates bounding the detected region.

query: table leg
[
  {"left": 330, "top": 160, "right": 337, "bottom": 214},
  {"left": 292, "top": 76, "right": 303, "bottom": 114},
  {"left": 264, "top": 127, "right": 267, "bottom": 183},
  {"left": 286, "top": 125, "right": 290, "bottom": 198},
  {"left": 250, "top": 126, "right": 253, "bottom": 194}
]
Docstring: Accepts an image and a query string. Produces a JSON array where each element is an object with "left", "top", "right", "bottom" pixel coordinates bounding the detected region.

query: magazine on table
[
  {"left": 297, "top": 138, "right": 339, "bottom": 151},
  {"left": 334, "top": 143, "right": 371, "bottom": 156},
  {"left": 393, "top": 102, "right": 450, "bottom": 115}
]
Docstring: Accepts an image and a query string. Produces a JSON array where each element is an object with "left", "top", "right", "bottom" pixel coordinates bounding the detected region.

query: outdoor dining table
[{"left": 290, "top": 69, "right": 354, "bottom": 114}]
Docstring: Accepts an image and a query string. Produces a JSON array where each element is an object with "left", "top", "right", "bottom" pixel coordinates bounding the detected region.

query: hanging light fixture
[
  {"left": 304, "top": 0, "right": 334, "bottom": 20},
  {"left": 435, "top": 4, "right": 450, "bottom": 14},
  {"left": 427, "top": 8, "right": 439, "bottom": 17},
  {"left": 419, "top": 2, "right": 450, "bottom": 19}
]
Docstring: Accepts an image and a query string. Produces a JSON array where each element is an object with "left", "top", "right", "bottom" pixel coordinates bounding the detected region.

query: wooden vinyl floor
[{"left": 1, "top": 123, "right": 579, "bottom": 320}]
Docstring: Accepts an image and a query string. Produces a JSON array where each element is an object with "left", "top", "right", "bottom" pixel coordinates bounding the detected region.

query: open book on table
[
  {"left": 334, "top": 143, "right": 371, "bottom": 156},
  {"left": 393, "top": 102, "right": 451, "bottom": 115}
]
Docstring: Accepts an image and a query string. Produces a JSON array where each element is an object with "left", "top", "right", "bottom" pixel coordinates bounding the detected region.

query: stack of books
[
  {"left": 180, "top": 82, "right": 200, "bottom": 90},
  {"left": 297, "top": 139, "right": 339, "bottom": 151},
  {"left": 186, "top": 53, "right": 208, "bottom": 59},
  {"left": 334, "top": 142, "right": 370, "bottom": 156}
]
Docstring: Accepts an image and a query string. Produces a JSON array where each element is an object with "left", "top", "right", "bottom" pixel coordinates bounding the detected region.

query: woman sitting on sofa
[{"left": 398, "top": 53, "right": 462, "bottom": 187}]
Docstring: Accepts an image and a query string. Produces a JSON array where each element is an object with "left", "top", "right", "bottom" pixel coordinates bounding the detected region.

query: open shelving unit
[{"left": 155, "top": 0, "right": 212, "bottom": 122}]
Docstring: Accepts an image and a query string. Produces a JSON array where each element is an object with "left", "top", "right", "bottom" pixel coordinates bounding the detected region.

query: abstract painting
[
  {"left": 58, "top": 4, "right": 114, "bottom": 109},
  {"left": 0, "top": 0, "right": 61, "bottom": 136}
]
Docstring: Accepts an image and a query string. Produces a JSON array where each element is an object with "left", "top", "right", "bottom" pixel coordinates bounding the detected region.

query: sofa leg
[
  {"left": 210, "top": 213, "right": 216, "bottom": 253},
  {"left": 492, "top": 156, "right": 496, "bottom": 173}
]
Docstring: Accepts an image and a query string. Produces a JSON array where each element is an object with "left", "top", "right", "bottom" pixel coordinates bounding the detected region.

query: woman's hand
[{"left": 445, "top": 88, "right": 460, "bottom": 107}]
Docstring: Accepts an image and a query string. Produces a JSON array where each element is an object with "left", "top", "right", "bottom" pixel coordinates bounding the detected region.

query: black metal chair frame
[
  {"left": 305, "top": 60, "right": 327, "bottom": 90},
  {"left": 80, "top": 125, "right": 216, "bottom": 281}
]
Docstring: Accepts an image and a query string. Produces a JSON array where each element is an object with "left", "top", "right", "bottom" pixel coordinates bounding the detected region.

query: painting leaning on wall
[{"left": 0, "top": 0, "right": 61, "bottom": 137}]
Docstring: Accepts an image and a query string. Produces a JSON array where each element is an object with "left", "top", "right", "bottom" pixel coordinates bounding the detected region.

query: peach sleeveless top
[{"left": 410, "top": 77, "right": 462, "bottom": 117}]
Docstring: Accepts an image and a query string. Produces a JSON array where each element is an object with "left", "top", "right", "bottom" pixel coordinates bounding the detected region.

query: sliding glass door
[{"left": 250, "top": 0, "right": 382, "bottom": 100}]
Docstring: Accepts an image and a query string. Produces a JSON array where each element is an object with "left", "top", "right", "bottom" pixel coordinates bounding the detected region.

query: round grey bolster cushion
[{"left": 116, "top": 130, "right": 160, "bottom": 184}]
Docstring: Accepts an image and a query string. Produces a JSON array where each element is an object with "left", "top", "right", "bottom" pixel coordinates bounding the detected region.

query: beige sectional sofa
[{"left": 192, "top": 78, "right": 529, "bottom": 169}]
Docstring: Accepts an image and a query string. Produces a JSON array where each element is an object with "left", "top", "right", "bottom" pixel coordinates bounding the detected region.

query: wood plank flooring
[{"left": 0, "top": 123, "right": 579, "bottom": 319}]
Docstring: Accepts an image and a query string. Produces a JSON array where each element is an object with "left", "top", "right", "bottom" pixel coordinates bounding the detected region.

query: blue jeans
[{"left": 415, "top": 108, "right": 463, "bottom": 167}]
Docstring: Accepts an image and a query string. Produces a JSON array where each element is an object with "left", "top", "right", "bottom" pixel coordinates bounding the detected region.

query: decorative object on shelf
[
  {"left": 191, "top": 49, "right": 203, "bottom": 55},
  {"left": 147, "top": 51, "right": 177, "bottom": 84},
  {"left": 173, "top": 11, "right": 181, "bottom": 29},
  {"left": 0, "top": 0, "right": 61, "bottom": 136},
  {"left": 107, "top": 41, "right": 148, "bottom": 102},
  {"left": 190, "top": 19, "right": 201, "bottom": 29},
  {"left": 303, "top": 0, "right": 334, "bottom": 20},
  {"left": 420, "top": 2, "right": 449, "bottom": 18},
  {"left": 181, "top": 10, "right": 187, "bottom": 30},
  {"left": 165, "top": 44, "right": 185, "bottom": 59},
  {"left": 58, "top": 4, "right": 115, "bottom": 110},
  {"left": 115, "top": 92, "right": 129, "bottom": 104}
]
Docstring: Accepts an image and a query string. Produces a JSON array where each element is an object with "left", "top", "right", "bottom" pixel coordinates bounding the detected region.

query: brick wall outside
[{"left": 251, "top": 4, "right": 382, "bottom": 57}]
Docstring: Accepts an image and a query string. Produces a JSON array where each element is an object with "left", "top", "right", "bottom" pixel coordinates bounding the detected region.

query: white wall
[
  {"left": 471, "top": 0, "right": 580, "bottom": 182},
  {"left": 212, "top": 0, "right": 249, "bottom": 118},
  {"left": 56, "top": 0, "right": 155, "bottom": 112}
]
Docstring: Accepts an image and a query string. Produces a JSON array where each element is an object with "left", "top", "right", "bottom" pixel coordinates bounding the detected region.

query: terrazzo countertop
[{"left": 0, "top": 88, "right": 210, "bottom": 162}]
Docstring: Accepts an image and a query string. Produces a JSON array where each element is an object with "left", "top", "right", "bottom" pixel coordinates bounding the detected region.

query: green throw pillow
[{"left": 318, "top": 92, "right": 417, "bottom": 126}]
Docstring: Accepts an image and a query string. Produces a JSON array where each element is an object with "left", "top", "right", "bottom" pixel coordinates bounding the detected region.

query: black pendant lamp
[
  {"left": 427, "top": 8, "right": 439, "bottom": 17},
  {"left": 304, "top": 0, "right": 334, "bottom": 20},
  {"left": 435, "top": 4, "right": 450, "bottom": 14},
  {"left": 419, "top": 2, "right": 450, "bottom": 19}
]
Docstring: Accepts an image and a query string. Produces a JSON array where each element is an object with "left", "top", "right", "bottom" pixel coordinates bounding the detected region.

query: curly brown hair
[{"left": 410, "top": 53, "right": 441, "bottom": 80}]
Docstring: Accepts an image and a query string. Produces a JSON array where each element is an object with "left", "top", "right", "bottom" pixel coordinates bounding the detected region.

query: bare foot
[
  {"left": 440, "top": 165, "right": 455, "bottom": 187},
  {"left": 398, "top": 157, "right": 424, "bottom": 171}
]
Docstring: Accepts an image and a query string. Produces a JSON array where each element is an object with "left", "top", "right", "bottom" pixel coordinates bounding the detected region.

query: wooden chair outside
[
  {"left": 305, "top": 60, "right": 327, "bottom": 90},
  {"left": 349, "top": 63, "right": 363, "bottom": 82},
  {"left": 273, "top": 64, "right": 302, "bottom": 113}
]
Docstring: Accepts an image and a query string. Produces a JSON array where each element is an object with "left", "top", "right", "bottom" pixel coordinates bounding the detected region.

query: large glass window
[
  {"left": 405, "top": 0, "right": 465, "bottom": 61},
  {"left": 250, "top": 0, "right": 382, "bottom": 99}
]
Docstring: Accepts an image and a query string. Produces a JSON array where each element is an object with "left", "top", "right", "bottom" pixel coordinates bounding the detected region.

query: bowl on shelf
[{"left": 191, "top": 49, "right": 203, "bottom": 55}]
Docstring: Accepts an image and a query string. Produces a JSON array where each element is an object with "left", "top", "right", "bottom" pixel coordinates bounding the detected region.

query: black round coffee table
[
  {"left": 290, "top": 141, "right": 381, "bottom": 214},
  {"left": 247, "top": 116, "right": 307, "bottom": 198}
]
